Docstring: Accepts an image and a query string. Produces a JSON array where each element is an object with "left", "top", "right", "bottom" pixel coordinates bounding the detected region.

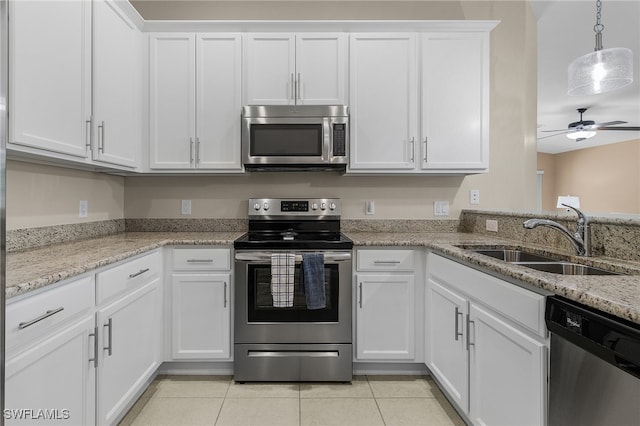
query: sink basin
[
  {"left": 513, "top": 262, "right": 619, "bottom": 276},
  {"left": 472, "top": 249, "right": 556, "bottom": 263}
]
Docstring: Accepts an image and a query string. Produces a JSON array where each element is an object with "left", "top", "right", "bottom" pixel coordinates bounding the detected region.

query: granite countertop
[
  {"left": 6, "top": 232, "right": 244, "bottom": 299},
  {"left": 347, "top": 231, "right": 640, "bottom": 325},
  {"left": 7, "top": 230, "right": 640, "bottom": 326}
]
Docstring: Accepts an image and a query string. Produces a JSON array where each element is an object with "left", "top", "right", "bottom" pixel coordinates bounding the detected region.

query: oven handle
[
  {"left": 235, "top": 251, "right": 351, "bottom": 263},
  {"left": 248, "top": 350, "right": 339, "bottom": 358}
]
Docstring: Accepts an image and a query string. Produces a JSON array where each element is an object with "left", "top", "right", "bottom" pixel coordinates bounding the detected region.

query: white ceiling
[{"left": 532, "top": 0, "right": 640, "bottom": 154}]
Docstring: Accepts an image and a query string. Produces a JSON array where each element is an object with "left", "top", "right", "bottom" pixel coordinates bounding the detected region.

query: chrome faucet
[{"left": 523, "top": 204, "right": 590, "bottom": 256}]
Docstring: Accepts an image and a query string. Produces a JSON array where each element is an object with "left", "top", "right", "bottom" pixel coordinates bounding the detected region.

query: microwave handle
[{"left": 323, "top": 118, "right": 331, "bottom": 158}]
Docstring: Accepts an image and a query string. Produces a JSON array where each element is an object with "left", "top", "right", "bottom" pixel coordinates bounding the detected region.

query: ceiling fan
[{"left": 538, "top": 108, "right": 640, "bottom": 141}]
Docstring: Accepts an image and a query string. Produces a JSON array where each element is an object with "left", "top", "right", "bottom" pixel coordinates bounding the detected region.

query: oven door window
[
  {"left": 247, "top": 263, "right": 339, "bottom": 322},
  {"left": 250, "top": 124, "right": 322, "bottom": 157}
]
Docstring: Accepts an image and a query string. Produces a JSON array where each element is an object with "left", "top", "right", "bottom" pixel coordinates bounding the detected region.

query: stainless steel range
[{"left": 233, "top": 198, "right": 353, "bottom": 382}]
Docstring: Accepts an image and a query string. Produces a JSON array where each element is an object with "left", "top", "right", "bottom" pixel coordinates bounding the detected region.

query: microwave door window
[{"left": 250, "top": 124, "right": 323, "bottom": 156}]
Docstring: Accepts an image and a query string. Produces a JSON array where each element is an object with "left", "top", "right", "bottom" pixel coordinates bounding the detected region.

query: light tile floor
[{"left": 119, "top": 375, "right": 466, "bottom": 426}]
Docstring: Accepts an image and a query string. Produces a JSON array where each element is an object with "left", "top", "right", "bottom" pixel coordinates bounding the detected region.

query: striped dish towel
[{"left": 271, "top": 253, "right": 295, "bottom": 307}]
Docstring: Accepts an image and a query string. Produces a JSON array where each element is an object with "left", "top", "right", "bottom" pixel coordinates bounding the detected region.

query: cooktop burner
[{"left": 233, "top": 198, "right": 353, "bottom": 250}]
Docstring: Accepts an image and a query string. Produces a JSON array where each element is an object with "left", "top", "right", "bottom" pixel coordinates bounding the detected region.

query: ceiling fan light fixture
[
  {"left": 566, "top": 129, "right": 597, "bottom": 140},
  {"left": 568, "top": 47, "right": 634, "bottom": 96},
  {"left": 567, "top": 0, "right": 634, "bottom": 96}
]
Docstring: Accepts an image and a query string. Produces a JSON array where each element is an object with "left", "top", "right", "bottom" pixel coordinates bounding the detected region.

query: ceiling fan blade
[
  {"left": 598, "top": 126, "right": 640, "bottom": 131},
  {"left": 592, "top": 120, "right": 627, "bottom": 128},
  {"left": 537, "top": 133, "right": 567, "bottom": 140},
  {"left": 540, "top": 129, "right": 569, "bottom": 133}
]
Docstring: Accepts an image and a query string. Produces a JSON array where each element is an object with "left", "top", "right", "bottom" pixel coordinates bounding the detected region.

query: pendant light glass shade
[
  {"left": 566, "top": 129, "right": 597, "bottom": 140},
  {"left": 568, "top": 47, "right": 634, "bottom": 96}
]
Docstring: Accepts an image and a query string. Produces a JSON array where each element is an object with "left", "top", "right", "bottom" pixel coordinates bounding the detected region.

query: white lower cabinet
[
  {"left": 169, "top": 247, "right": 232, "bottom": 360},
  {"left": 5, "top": 315, "right": 96, "bottom": 426},
  {"left": 354, "top": 248, "right": 422, "bottom": 362},
  {"left": 96, "top": 279, "right": 162, "bottom": 425},
  {"left": 426, "top": 252, "right": 548, "bottom": 426}
]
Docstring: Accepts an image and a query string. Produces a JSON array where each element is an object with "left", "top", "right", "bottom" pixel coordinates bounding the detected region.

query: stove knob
[
  {"left": 253, "top": 203, "right": 261, "bottom": 211},
  {"left": 263, "top": 202, "right": 270, "bottom": 211},
  {"left": 311, "top": 202, "right": 319, "bottom": 210},
  {"left": 329, "top": 202, "right": 337, "bottom": 210},
  {"left": 321, "top": 202, "right": 326, "bottom": 210}
]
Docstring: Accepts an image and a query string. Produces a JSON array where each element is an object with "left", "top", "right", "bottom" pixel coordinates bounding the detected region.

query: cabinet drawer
[
  {"left": 172, "top": 248, "right": 230, "bottom": 271},
  {"left": 357, "top": 249, "right": 415, "bottom": 271},
  {"left": 6, "top": 275, "right": 95, "bottom": 352},
  {"left": 96, "top": 250, "right": 162, "bottom": 304}
]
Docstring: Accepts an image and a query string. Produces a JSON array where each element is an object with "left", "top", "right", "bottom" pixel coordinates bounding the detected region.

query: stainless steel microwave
[{"left": 241, "top": 105, "right": 348, "bottom": 171}]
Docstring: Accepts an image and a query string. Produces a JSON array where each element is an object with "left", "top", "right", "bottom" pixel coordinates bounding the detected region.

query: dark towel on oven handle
[{"left": 301, "top": 253, "right": 326, "bottom": 310}]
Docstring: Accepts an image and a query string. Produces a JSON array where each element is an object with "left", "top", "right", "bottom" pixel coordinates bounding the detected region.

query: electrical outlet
[
  {"left": 181, "top": 200, "right": 192, "bottom": 215},
  {"left": 470, "top": 189, "right": 480, "bottom": 205},
  {"left": 486, "top": 219, "right": 498, "bottom": 232},
  {"left": 365, "top": 200, "right": 375, "bottom": 215},
  {"left": 433, "top": 201, "right": 449, "bottom": 217},
  {"left": 79, "top": 200, "right": 88, "bottom": 218}
]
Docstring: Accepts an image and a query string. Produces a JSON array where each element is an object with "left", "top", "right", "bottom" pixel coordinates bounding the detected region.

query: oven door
[{"left": 234, "top": 251, "right": 352, "bottom": 344}]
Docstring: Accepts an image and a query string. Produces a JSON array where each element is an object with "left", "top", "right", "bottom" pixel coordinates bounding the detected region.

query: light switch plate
[
  {"left": 181, "top": 200, "right": 192, "bottom": 215},
  {"left": 79, "top": 200, "right": 88, "bottom": 218},
  {"left": 365, "top": 200, "right": 375, "bottom": 215},
  {"left": 434, "top": 201, "right": 449, "bottom": 216},
  {"left": 486, "top": 219, "right": 498, "bottom": 232}
]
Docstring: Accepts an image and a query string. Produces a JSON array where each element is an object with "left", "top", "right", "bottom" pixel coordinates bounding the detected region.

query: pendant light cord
[{"left": 594, "top": 0, "right": 604, "bottom": 51}]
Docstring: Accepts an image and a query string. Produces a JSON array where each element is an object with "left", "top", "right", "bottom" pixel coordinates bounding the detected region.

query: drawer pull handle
[
  {"left": 466, "top": 315, "right": 475, "bottom": 350},
  {"left": 224, "top": 282, "right": 228, "bottom": 308},
  {"left": 18, "top": 307, "right": 64, "bottom": 329},
  {"left": 186, "top": 259, "right": 214, "bottom": 263},
  {"left": 359, "top": 283, "right": 363, "bottom": 308},
  {"left": 104, "top": 318, "right": 113, "bottom": 356},
  {"left": 89, "top": 326, "right": 99, "bottom": 368},
  {"left": 129, "top": 268, "right": 150, "bottom": 279},
  {"left": 454, "top": 307, "right": 463, "bottom": 341},
  {"left": 373, "top": 260, "right": 401, "bottom": 264}
]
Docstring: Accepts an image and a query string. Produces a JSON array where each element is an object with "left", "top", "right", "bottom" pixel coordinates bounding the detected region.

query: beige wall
[
  {"left": 7, "top": 1, "right": 539, "bottom": 227},
  {"left": 537, "top": 139, "right": 640, "bottom": 214},
  {"left": 7, "top": 161, "right": 125, "bottom": 230},
  {"left": 125, "top": 0, "right": 539, "bottom": 220}
]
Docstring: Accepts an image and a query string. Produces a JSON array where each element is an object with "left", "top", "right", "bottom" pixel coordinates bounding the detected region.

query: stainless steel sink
[
  {"left": 473, "top": 249, "right": 556, "bottom": 263},
  {"left": 513, "top": 262, "right": 619, "bottom": 276}
]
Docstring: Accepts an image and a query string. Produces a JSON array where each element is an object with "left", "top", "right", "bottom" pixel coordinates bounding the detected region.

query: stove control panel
[{"left": 248, "top": 198, "right": 341, "bottom": 217}]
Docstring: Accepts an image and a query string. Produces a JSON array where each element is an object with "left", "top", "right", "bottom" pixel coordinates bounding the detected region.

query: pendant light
[{"left": 567, "top": 0, "right": 634, "bottom": 96}]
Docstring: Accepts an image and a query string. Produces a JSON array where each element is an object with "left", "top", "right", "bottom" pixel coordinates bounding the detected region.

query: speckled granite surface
[
  {"left": 125, "top": 218, "right": 248, "bottom": 233},
  {"left": 346, "top": 231, "right": 640, "bottom": 325},
  {"left": 6, "top": 232, "right": 243, "bottom": 300}
]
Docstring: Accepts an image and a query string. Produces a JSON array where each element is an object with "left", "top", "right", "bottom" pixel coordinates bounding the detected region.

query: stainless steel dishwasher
[{"left": 546, "top": 296, "right": 640, "bottom": 426}]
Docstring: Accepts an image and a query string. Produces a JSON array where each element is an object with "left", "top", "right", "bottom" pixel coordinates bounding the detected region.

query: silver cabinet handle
[
  {"left": 85, "top": 119, "right": 92, "bottom": 150},
  {"left": 190, "top": 138, "right": 195, "bottom": 164},
  {"left": 466, "top": 315, "right": 475, "bottom": 350},
  {"left": 291, "top": 73, "right": 295, "bottom": 101},
  {"left": 18, "top": 307, "right": 64, "bottom": 329},
  {"left": 104, "top": 318, "right": 113, "bottom": 356},
  {"left": 89, "top": 326, "right": 99, "bottom": 368},
  {"left": 195, "top": 137, "right": 201, "bottom": 164},
  {"left": 297, "top": 72, "right": 301, "bottom": 101},
  {"left": 454, "top": 307, "right": 463, "bottom": 341},
  {"left": 186, "top": 259, "right": 214, "bottom": 263},
  {"left": 423, "top": 137, "right": 428, "bottom": 162},
  {"left": 373, "top": 260, "right": 401, "bottom": 264},
  {"left": 224, "top": 282, "right": 228, "bottom": 308},
  {"left": 410, "top": 137, "right": 415, "bottom": 162},
  {"left": 128, "top": 268, "right": 150, "bottom": 279},
  {"left": 98, "top": 121, "right": 105, "bottom": 153},
  {"left": 359, "top": 282, "right": 363, "bottom": 308}
]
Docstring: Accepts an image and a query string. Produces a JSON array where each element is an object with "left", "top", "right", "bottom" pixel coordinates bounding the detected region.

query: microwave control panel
[{"left": 332, "top": 124, "right": 346, "bottom": 157}]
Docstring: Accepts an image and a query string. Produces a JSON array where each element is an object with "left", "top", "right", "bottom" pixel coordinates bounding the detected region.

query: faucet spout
[{"left": 523, "top": 205, "right": 590, "bottom": 256}]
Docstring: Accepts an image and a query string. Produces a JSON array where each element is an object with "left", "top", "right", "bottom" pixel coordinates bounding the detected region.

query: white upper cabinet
[
  {"left": 420, "top": 33, "right": 489, "bottom": 172},
  {"left": 9, "top": 0, "right": 92, "bottom": 159},
  {"left": 92, "top": 0, "right": 143, "bottom": 169},
  {"left": 348, "top": 33, "right": 418, "bottom": 171},
  {"left": 149, "top": 33, "right": 242, "bottom": 170},
  {"left": 244, "top": 33, "right": 347, "bottom": 105}
]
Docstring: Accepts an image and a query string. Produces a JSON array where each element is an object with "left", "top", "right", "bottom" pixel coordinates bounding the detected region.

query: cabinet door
[
  {"left": 195, "top": 34, "right": 243, "bottom": 170},
  {"left": 244, "top": 33, "right": 295, "bottom": 105},
  {"left": 149, "top": 33, "right": 195, "bottom": 169},
  {"left": 468, "top": 303, "right": 546, "bottom": 426},
  {"left": 355, "top": 273, "right": 415, "bottom": 359},
  {"left": 9, "top": 0, "right": 91, "bottom": 158},
  {"left": 97, "top": 279, "right": 161, "bottom": 425},
  {"left": 92, "top": 0, "right": 142, "bottom": 168},
  {"left": 427, "top": 278, "right": 469, "bottom": 413},
  {"left": 5, "top": 315, "right": 96, "bottom": 426},
  {"left": 421, "top": 33, "right": 489, "bottom": 171},
  {"left": 349, "top": 33, "right": 418, "bottom": 170},
  {"left": 295, "top": 33, "right": 347, "bottom": 105},
  {"left": 171, "top": 273, "right": 231, "bottom": 359}
]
